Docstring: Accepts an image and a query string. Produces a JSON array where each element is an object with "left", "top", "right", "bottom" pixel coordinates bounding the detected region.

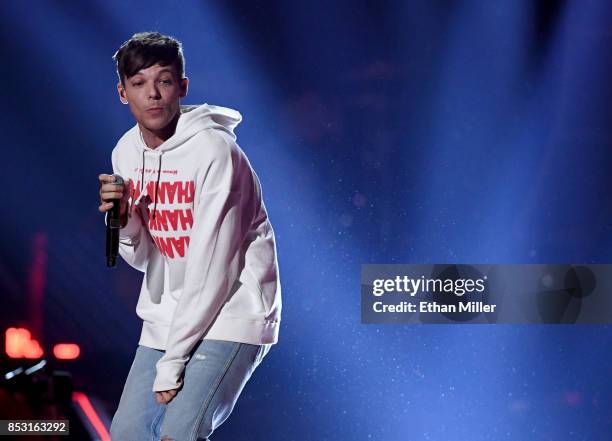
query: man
[{"left": 98, "top": 32, "right": 281, "bottom": 440}]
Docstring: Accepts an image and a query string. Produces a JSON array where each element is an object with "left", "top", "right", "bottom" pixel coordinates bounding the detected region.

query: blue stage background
[{"left": 1, "top": 1, "right": 612, "bottom": 439}]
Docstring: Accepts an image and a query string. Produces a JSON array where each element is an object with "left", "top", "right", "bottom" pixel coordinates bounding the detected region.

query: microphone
[{"left": 106, "top": 174, "right": 125, "bottom": 267}]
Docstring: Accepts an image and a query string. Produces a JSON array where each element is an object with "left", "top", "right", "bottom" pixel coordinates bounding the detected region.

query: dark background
[{"left": 1, "top": 1, "right": 612, "bottom": 439}]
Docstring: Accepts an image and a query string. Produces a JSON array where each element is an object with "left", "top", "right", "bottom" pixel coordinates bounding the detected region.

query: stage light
[
  {"left": 53, "top": 343, "right": 80, "bottom": 360},
  {"left": 4, "top": 327, "right": 43, "bottom": 359},
  {"left": 73, "top": 391, "right": 111, "bottom": 441}
]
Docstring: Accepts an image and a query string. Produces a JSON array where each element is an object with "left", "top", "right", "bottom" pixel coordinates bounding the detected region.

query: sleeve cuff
[{"left": 152, "top": 360, "right": 185, "bottom": 392}]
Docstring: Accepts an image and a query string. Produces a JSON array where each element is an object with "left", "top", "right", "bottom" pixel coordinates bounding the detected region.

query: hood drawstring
[
  {"left": 129, "top": 149, "right": 146, "bottom": 218},
  {"left": 138, "top": 148, "right": 163, "bottom": 220},
  {"left": 153, "top": 153, "right": 162, "bottom": 220},
  {"left": 141, "top": 150, "right": 145, "bottom": 191}
]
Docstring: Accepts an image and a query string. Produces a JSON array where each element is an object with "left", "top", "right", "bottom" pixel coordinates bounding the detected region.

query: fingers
[
  {"left": 99, "top": 175, "right": 125, "bottom": 195},
  {"left": 98, "top": 173, "right": 119, "bottom": 184},
  {"left": 98, "top": 187, "right": 124, "bottom": 213},
  {"left": 98, "top": 201, "right": 114, "bottom": 213},
  {"left": 98, "top": 173, "right": 129, "bottom": 213},
  {"left": 100, "top": 187, "right": 124, "bottom": 199},
  {"left": 156, "top": 393, "right": 169, "bottom": 404},
  {"left": 161, "top": 390, "right": 177, "bottom": 403},
  {"left": 155, "top": 390, "right": 178, "bottom": 404}
]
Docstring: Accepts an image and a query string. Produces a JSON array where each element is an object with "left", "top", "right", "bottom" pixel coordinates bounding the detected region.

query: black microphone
[{"left": 106, "top": 174, "right": 125, "bottom": 267}]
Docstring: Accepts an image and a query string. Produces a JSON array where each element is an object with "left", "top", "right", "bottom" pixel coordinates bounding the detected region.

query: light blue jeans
[{"left": 110, "top": 339, "right": 271, "bottom": 441}]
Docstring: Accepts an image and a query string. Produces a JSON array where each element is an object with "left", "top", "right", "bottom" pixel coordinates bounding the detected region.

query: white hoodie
[{"left": 110, "top": 103, "right": 281, "bottom": 392}]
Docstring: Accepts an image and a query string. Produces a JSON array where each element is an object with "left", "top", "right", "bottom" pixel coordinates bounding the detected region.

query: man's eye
[
  {"left": 132, "top": 82, "right": 143, "bottom": 87},
  {"left": 160, "top": 79, "right": 172, "bottom": 84}
]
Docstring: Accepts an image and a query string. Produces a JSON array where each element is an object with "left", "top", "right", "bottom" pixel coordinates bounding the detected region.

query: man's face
[{"left": 117, "top": 63, "right": 188, "bottom": 134}]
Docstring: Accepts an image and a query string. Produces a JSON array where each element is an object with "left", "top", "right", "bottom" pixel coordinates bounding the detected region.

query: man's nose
[{"left": 146, "top": 83, "right": 161, "bottom": 100}]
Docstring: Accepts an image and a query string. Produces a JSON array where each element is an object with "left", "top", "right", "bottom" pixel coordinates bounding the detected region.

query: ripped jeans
[{"left": 109, "top": 339, "right": 271, "bottom": 441}]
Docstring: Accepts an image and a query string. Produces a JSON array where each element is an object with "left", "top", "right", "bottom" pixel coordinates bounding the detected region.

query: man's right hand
[{"left": 98, "top": 174, "right": 131, "bottom": 218}]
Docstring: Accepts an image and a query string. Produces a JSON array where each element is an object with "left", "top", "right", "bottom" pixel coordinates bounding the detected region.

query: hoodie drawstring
[
  {"left": 153, "top": 154, "right": 162, "bottom": 220},
  {"left": 139, "top": 149, "right": 163, "bottom": 220},
  {"left": 141, "top": 150, "right": 145, "bottom": 191}
]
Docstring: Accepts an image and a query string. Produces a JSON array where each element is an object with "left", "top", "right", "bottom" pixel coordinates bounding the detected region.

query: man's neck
[{"left": 140, "top": 112, "right": 180, "bottom": 149}]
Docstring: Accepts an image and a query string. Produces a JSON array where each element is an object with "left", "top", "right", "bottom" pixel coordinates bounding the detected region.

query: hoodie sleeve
[
  {"left": 152, "top": 132, "right": 254, "bottom": 392},
  {"left": 111, "top": 148, "right": 155, "bottom": 272}
]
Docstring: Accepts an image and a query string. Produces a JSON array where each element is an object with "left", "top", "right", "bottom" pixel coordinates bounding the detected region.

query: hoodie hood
[
  {"left": 130, "top": 103, "right": 242, "bottom": 219},
  {"left": 136, "top": 103, "right": 242, "bottom": 153}
]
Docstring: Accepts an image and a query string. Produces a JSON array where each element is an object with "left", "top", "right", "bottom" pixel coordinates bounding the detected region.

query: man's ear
[
  {"left": 117, "top": 82, "right": 129, "bottom": 105},
  {"left": 179, "top": 77, "right": 189, "bottom": 98}
]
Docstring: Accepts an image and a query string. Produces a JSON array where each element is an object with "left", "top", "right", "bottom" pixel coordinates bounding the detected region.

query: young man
[{"left": 98, "top": 32, "right": 282, "bottom": 440}]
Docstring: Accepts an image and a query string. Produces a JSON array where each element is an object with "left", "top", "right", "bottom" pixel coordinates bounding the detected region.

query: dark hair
[{"left": 113, "top": 32, "right": 185, "bottom": 85}]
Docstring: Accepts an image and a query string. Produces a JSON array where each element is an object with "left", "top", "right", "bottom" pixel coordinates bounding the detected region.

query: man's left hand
[{"left": 155, "top": 389, "right": 179, "bottom": 405}]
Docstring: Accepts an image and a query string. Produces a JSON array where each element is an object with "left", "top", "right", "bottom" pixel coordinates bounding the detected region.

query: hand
[
  {"left": 98, "top": 174, "right": 131, "bottom": 217},
  {"left": 155, "top": 389, "right": 179, "bottom": 405}
]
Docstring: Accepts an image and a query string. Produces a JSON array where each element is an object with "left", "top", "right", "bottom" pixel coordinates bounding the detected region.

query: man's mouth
[{"left": 146, "top": 107, "right": 164, "bottom": 115}]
